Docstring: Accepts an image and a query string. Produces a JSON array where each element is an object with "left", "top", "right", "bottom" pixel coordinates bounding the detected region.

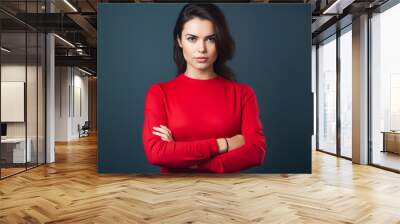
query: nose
[{"left": 198, "top": 40, "right": 206, "bottom": 53}]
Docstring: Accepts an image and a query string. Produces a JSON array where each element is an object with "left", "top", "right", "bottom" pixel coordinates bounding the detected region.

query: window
[
  {"left": 317, "top": 35, "right": 337, "bottom": 154},
  {"left": 370, "top": 2, "right": 400, "bottom": 171},
  {"left": 339, "top": 27, "right": 352, "bottom": 158}
]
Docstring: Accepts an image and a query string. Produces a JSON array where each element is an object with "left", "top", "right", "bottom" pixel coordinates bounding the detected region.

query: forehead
[{"left": 182, "top": 17, "right": 215, "bottom": 36}]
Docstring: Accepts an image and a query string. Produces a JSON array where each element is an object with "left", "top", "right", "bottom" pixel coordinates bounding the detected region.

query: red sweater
[{"left": 142, "top": 73, "right": 266, "bottom": 173}]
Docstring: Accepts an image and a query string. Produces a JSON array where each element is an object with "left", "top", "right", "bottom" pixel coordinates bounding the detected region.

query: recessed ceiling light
[
  {"left": 54, "top": 34, "right": 75, "bottom": 48},
  {"left": 63, "top": 0, "right": 78, "bottom": 12},
  {"left": 1, "top": 47, "right": 11, "bottom": 53},
  {"left": 78, "top": 67, "right": 92, "bottom": 76},
  {"left": 322, "top": 0, "right": 353, "bottom": 15}
]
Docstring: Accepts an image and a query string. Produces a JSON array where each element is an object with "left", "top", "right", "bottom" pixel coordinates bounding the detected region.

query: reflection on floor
[
  {"left": 0, "top": 167, "right": 25, "bottom": 178},
  {"left": 373, "top": 150, "right": 400, "bottom": 171},
  {"left": 0, "top": 163, "right": 41, "bottom": 178}
]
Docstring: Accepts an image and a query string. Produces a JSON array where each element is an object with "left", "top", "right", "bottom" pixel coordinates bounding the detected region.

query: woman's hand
[
  {"left": 216, "top": 138, "right": 228, "bottom": 153},
  {"left": 216, "top": 134, "right": 246, "bottom": 153},
  {"left": 152, "top": 125, "right": 174, "bottom": 142},
  {"left": 152, "top": 125, "right": 197, "bottom": 170},
  {"left": 227, "top": 134, "right": 245, "bottom": 151}
]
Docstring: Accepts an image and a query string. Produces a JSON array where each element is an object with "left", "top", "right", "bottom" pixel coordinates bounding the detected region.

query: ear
[{"left": 177, "top": 35, "right": 183, "bottom": 48}]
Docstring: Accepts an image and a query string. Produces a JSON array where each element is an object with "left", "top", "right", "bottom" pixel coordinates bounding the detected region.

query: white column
[
  {"left": 352, "top": 14, "right": 369, "bottom": 164},
  {"left": 55, "top": 67, "right": 74, "bottom": 141},
  {"left": 46, "top": 1, "right": 55, "bottom": 163}
]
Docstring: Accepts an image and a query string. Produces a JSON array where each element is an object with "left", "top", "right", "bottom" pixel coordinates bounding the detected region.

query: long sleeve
[
  {"left": 196, "top": 85, "right": 266, "bottom": 173},
  {"left": 142, "top": 84, "right": 220, "bottom": 168}
]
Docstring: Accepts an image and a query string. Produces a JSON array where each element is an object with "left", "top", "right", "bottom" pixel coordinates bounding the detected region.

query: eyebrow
[{"left": 184, "top": 34, "right": 216, "bottom": 38}]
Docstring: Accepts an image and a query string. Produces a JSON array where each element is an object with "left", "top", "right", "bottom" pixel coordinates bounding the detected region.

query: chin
[{"left": 193, "top": 63, "right": 212, "bottom": 70}]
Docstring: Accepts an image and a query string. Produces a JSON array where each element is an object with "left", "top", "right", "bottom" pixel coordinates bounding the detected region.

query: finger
[
  {"left": 152, "top": 131, "right": 172, "bottom": 142},
  {"left": 153, "top": 126, "right": 169, "bottom": 135},
  {"left": 154, "top": 126, "right": 172, "bottom": 137},
  {"left": 161, "top": 137, "right": 171, "bottom": 142},
  {"left": 158, "top": 130, "right": 172, "bottom": 139},
  {"left": 159, "top": 125, "right": 170, "bottom": 130},
  {"left": 156, "top": 126, "right": 173, "bottom": 140},
  {"left": 161, "top": 134, "right": 173, "bottom": 141},
  {"left": 159, "top": 125, "right": 172, "bottom": 134},
  {"left": 152, "top": 131, "right": 168, "bottom": 139}
]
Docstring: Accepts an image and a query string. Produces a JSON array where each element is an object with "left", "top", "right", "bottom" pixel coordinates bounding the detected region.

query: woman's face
[{"left": 177, "top": 17, "right": 218, "bottom": 73}]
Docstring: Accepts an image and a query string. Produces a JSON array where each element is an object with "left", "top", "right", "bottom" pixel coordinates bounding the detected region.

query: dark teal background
[{"left": 98, "top": 3, "right": 312, "bottom": 173}]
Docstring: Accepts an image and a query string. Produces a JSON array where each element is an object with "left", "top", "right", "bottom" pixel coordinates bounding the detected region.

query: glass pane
[
  {"left": 340, "top": 29, "right": 352, "bottom": 158},
  {"left": 25, "top": 0, "right": 39, "bottom": 170},
  {"left": 371, "top": 3, "right": 400, "bottom": 171},
  {"left": 1, "top": 30, "right": 27, "bottom": 177},
  {"left": 0, "top": 1, "right": 46, "bottom": 179},
  {"left": 38, "top": 32, "right": 45, "bottom": 165},
  {"left": 318, "top": 36, "right": 337, "bottom": 154},
  {"left": 27, "top": 31, "right": 38, "bottom": 169}
]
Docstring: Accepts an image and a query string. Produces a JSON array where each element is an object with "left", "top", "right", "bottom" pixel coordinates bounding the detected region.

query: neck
[{"left": 185, "top": 67, "right": 217, "bottom": 80}]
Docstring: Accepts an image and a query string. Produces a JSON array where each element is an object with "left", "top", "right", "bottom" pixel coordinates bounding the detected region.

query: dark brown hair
[{"left": 173, "top": 3, "right": 236, "bottom": 81}]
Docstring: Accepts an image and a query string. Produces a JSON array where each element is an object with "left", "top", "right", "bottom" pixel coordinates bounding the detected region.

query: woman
[{"left": 142, "top": 3, "right": 266, "bottom": 173}]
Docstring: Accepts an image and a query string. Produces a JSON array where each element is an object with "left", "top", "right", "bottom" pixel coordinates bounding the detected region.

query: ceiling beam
[{"left": 55, "top": 55, "right": 96, "bottom": 71}]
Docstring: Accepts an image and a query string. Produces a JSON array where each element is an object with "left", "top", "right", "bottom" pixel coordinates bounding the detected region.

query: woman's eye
[
  {"left": 187, "top": 37, "right": 196, "bottom": 42},
  {"left": 207, "top": 37, "right": 216, "bottom": 43}
]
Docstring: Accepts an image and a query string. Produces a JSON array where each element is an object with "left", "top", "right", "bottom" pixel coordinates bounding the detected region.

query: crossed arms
[{"left": 142, "top": 84, "right": 266, "bottom": 173}]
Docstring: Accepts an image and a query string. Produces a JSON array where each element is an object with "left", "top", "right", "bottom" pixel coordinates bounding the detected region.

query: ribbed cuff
[{"left": 208, "top": 138, "right": 220, "bottom": 156}]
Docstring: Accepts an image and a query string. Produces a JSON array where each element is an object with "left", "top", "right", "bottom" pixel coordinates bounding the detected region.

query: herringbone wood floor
[{"left": 1, "top": 134, "right": 400, "bottom": 223}]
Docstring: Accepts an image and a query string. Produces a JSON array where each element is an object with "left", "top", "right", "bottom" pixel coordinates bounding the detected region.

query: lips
[{"left": 195, "top": 57, "right": 208, "bottom": 63}]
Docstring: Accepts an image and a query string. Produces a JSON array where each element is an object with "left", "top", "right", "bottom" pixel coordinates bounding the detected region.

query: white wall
[
  {"left": 72, "top": 72, "right": 89, "bottom": 138},
  {"left": 55, "top": 66, "right": 70, "bottom": 141},
  {"left": 55, "top": 66, "right": 89, "bottom": 141},
  {"left": 1, "top": 64, "right": 41, "bottom": 138}
]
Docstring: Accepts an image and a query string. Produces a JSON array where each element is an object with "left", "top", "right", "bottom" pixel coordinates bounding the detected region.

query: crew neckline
[{"left": 181, "top": 73, "right": 221, "bottom": 81}]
